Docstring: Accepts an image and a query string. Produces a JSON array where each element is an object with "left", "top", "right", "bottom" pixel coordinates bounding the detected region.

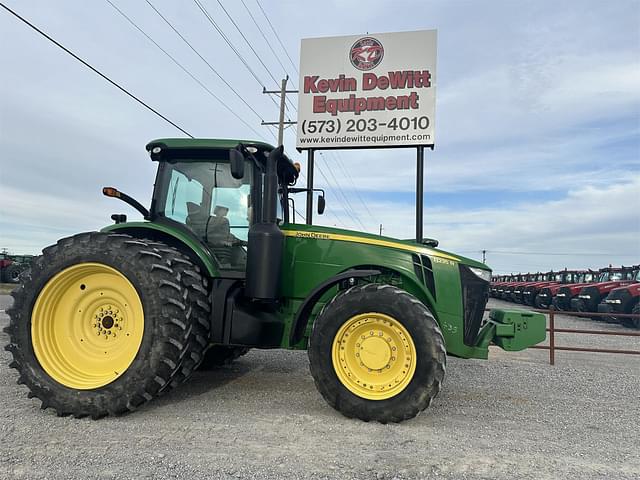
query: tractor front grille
[{"left": 459, "top": 265, "right": 490, "bottom": 346}]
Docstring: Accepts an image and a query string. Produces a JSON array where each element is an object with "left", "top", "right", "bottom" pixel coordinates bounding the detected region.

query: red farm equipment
[
  {"left": 571, "top": 266, "right": 638, "bottom": 317},
  {"left": 0, "top": 253, "right": 34, "bottom": 284},
  {"left": 520, "top": 272, "right": 558, "bottom": 306},
  {"left": 535, "top": 270, "right": 595, "bottom": 309},
  {"left": 552, "top": 270, "right": 599, "bottom": 311},
  {"left": 597, "top": 267, "right": 640, "bottom": 327}
]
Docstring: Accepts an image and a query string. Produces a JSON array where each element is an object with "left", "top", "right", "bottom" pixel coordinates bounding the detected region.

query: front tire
[
  {"left": 308, "top": 283, "right": 446, "bottom": 423},
  {"left": 4, "top": 232, "right": 210, "bottom": 418}
]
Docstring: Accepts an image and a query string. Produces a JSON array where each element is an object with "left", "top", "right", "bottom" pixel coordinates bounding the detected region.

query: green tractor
[{"left": 5, "top": 139, "right": 545, "bottom": 422}]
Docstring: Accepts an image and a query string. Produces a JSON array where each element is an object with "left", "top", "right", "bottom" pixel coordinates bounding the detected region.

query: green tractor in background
[{"left": 5, "top": 139, "right": 545, "bottom": 422}]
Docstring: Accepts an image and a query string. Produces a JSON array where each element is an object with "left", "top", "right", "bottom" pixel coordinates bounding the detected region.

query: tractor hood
[
  {"left": 607, "top": 282, "right": 640, "bottom": 296},
  {"left": 280, "top": 223, "right": 489, "bottom": 271}
]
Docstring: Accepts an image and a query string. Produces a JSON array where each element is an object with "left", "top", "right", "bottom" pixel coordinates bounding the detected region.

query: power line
[
  {"left": 190, "top": 0, "right": 281, "bottom": 114},
  {"left": 254, "top": 0, "right": 299, "bottom": 75},
  {"left": 315, "top": 161, "right": 367, "bottom": 231},
  {"left": 215, "top": 0, "right": 281, "bottom": 86},
  {"left": 143, "top": 1, "right": 273, "bottom": 131},
  {"left": 280, "top": 128, "right": 360, "bottom": 229},
  {"left": 237, "top": 0, "right": 288, "bottom": 76},
  {"left": 192, "top": 0, "right": 266, "bottom": 90},
  {"left": 237, "top": 0, "right": 297, "bottom": 112},
  {"left": 327, "top": 150, "right": 379, "bottom": 226},
  {"left": 0, "top": 2, "right": 193, "bottom": 137},
  {"left": 107, "top": 0, "right": 267, "bottom": 141},
  {"left": 317, "top": 153, "right": 367, "bottom": 231}
]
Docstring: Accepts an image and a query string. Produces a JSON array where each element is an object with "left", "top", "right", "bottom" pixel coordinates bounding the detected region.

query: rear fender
[{"left": 101, "top": 222, "right": 218, "bottom": 277}]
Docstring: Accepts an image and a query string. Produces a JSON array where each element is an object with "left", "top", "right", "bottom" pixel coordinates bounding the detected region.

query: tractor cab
[
  {"left": 147, "top": 139, "right": 299, "bottom": 273},
  {"left": 105, "top": 139, "right": 301, "bottom": 275}
]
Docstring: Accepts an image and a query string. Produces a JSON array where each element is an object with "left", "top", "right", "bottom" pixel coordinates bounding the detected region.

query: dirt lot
[{"left": 1, "top": 294, "right": 639, "bottom": 479}]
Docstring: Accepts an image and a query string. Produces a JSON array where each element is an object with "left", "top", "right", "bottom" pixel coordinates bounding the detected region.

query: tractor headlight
[
  {"left": 605, "top": 299, "right": 622, "bottom": 304},
  {"left": 579, "top": 294, "right": 591, "bottom": 299},
  {"left": 468, "top": 267, "right": 491, "bottom": 282},
  {"left": 557, "top": 293, "right": 566, "bottom": 297}
]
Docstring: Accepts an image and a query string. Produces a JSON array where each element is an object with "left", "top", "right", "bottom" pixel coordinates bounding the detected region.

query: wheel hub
[
  {"left": 91, "top": 305, "right": 124, "bottom": 339},
  {"left": 359, "top": 335, "right": 392, "bottom": 370},
  {"left": 31, "top": 263, "right": 144, "bottom": 390},
  {"left": 332, "top": 312, "right": 416, "bottom": 400}
]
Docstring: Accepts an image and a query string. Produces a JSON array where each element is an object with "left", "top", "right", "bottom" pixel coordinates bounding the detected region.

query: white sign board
[{"left": 296, "top": 30, "right": 437, "bottom": 149}]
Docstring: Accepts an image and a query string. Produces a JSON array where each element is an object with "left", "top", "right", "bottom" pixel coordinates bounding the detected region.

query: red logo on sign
[{"left": 350, "top": 37, "right": 384, "bottom": 71}]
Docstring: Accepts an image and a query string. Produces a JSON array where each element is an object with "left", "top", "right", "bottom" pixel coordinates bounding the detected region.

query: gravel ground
[{"left": 1, "top": 294, "right": 639, "bottom": 480}]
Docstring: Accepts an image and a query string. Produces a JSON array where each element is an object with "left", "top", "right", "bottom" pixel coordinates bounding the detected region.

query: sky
[{"left": 0, "top": 0, "right": 639, "bottom": 275}]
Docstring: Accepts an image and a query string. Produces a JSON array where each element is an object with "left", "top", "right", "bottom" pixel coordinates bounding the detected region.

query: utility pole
[
  {"left": 261, "top": 76, "right": 298, "bottom": 146},
  {"left": 379, "top": 224, "right": 383, "bottom": 236},
  {"left": 482, "top": 249, "right": 487, "bottom": 264}
]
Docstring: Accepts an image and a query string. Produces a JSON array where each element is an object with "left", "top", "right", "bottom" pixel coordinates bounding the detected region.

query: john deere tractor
[{"left": 5, "top": 139, "right": 545, "bottom": 422}]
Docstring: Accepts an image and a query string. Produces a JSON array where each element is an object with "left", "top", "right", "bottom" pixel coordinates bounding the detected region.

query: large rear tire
[
  {"left": 4, "top": 232, "right": 210, "bottom": 418},
  {"left": 308, "top": 283, "right": 446, "bottom": 423}
]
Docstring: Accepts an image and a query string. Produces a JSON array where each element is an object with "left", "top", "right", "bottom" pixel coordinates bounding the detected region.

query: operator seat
[
  {"left": 185, "top": 202, "right": 208, "bottom": 239},
  {"left": 206, "top": 205, "right": 233, "bottom": 266}
]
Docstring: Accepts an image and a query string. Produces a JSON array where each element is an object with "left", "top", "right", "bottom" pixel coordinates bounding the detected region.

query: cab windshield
[
  {"left": 159, "top": 161, "right": 252, "bottom": 270},
  {"left": 599, "top": 271, "right": 622, "bottom": 282}
]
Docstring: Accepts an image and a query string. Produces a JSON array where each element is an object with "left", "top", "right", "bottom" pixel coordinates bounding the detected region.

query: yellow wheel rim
[
  {"left": 31, "top": 262, "right": 144, "bottom": 390},
  {"left": 332, "top": 312, "right": 417, "bottom": 400}
]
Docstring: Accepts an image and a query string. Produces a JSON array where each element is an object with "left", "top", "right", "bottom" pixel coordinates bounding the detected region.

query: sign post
[
  {"left": 296, "top": 30, "right": 437, "bottom": 237},
  {"left": 306, "top": 149, "right": 315, "bottom": 225},
  {"left": 416, "top": 146, "right": 424, "bottom": 242}
]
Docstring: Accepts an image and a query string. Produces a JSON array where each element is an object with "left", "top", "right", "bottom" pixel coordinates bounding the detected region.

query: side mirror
[
  {"left": 230, "top": 149, "right": 245, "bottom": 179},
  {"left": 317, "top": 194, "right": 326, "bottom": 215}
]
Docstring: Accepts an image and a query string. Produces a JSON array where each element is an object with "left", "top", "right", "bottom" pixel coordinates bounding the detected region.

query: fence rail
[{"left": 488, "top": 308, "right": 640, "bottom": 365}]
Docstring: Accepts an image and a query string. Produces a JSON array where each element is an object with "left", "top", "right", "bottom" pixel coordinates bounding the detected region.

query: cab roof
[{"left": 146, "top": 138, "right": 276, "bottom": 162}]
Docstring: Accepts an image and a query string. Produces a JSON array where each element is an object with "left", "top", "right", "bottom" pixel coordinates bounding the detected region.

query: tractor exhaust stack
[{"left": 245, "top": 146, "right": 284, "bottom": 301}]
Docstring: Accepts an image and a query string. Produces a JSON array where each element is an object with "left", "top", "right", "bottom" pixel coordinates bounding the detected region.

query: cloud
[
  {"left": 0, "top": 0, "right": 638, "bottom": 277},
  {"left": 325, "top": 177, "right": 640, "bottom": 273}
]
